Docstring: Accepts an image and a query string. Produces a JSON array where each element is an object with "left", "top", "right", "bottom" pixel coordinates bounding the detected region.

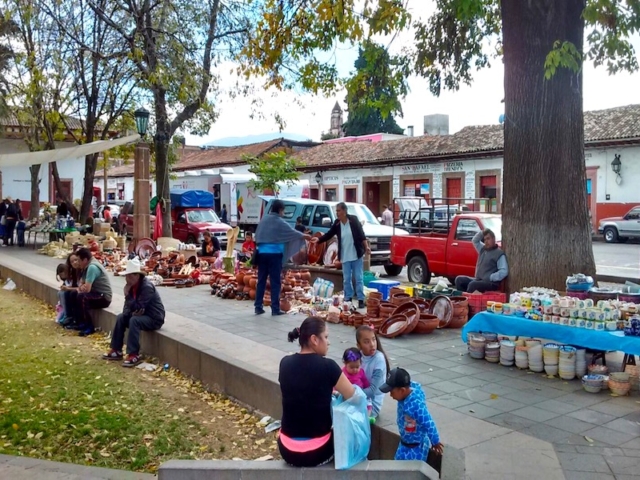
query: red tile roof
[{"left": 174, "top": 139, "right": 284, "bottom": 171}]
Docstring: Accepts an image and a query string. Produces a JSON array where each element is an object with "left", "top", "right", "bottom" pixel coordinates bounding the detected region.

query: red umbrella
[{"left": 154, "top": 202, "right": 163, "bottom": 239}]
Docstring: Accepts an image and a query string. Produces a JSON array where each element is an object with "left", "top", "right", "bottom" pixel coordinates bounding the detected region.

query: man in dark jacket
[
  {"left": 312, "top": 202, "right": 371, "bottom": 309},
  {"left": 102, "top": 259, "right": 165, "bottom": 367},
  {"left": 2, "top": 198, "right": 18, "bottom": 246},
  {"left": 455, "top": 228, "right": 508, "bottom": 293}
]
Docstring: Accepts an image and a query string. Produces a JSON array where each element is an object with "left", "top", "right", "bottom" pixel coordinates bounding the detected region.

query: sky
[{"left": 184, "top": 4, "right": 640, "bottom": 146}]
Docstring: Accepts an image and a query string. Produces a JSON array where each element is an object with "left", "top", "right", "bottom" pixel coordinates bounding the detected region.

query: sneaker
[
  {"left": 358, "top": 300, "right": 365, "bottom": 309},
  {"left": 102, "top": 349, "right": 123, "bottom": 361},
  {"left": 122, "top": 354, "right": 141, "bottom": 368},
  {"left": 255, "top": 308, "right": 265, "bottom": 315},
  {"left": 79, "top": 326, "right": 95, "bottom": 337},
  {"left": 272, "top": 311, "right": 284, "bottom": 316}
]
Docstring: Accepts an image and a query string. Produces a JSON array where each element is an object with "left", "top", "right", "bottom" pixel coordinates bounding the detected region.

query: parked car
[
  {"left": 598, "top": 206, "right": 640, "bottom": 243},
  {"left": 390, "top": 212, "right": 502, "bottom": 284},
  {"left": 264, "top": 198, "right": 408, "bottom": 274},
  {"left": 116, "top": 202, "right": 156, "bottom": 238},
  {"left": 95, "top": 204, "right": 120, "bottom": 221}
]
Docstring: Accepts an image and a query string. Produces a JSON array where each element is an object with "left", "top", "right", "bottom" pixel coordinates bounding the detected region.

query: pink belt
[{"left": 279, "top": 431, "right": 332, "bottom": 453}]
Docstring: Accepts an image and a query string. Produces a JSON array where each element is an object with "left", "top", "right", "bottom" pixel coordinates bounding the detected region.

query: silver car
[{"left": 598, "top": 206, "right": 640, "bottom": 243}]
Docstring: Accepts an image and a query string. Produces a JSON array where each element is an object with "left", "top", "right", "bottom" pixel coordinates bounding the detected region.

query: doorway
[
  {"left": 310, "top": 187, "right": 319, "bottom": 200},
  {"left": 345, "top": 186, "right": 358, "bottom": 203},
  {"left": 480, "top": 175, "right": 498, "bottom": 212},
  {"left": 446, "top": 177, "right": 462, "bottom": 199},
  {"left": 586, "top": 167, "right": 598, "bottom": 229}
]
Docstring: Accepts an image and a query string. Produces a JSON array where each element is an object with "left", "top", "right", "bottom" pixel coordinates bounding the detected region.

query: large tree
[
  {"left": 0, "top": 12, "right": 17, "bottom": 117},
  {"left": 342, "top": 40, "right": 407, "bottom": 136},
  {"left": 412, "top": 0, "right": 639, "bottom": 291},
  {"left": 4, "top": 0, "right": 73, "bottom": 218},
  {"left": 44, "top": 0, "right": 138, "bottom": 222},
  {"left": 88, "top": 0, "right": 251, "bottom": 235}
]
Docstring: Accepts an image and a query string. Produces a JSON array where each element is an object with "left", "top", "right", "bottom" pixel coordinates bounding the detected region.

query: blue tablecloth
[{"left": 461, "top": 312, "right": 640, "bottom": 356}]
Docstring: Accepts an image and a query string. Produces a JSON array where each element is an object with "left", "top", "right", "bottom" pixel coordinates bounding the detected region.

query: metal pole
[{"left": 133, "top": 141, "right": 151, "bottom": 241}]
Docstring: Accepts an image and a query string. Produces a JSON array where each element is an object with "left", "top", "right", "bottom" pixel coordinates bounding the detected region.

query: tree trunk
[
  {"left": 501, "top": 0, "right": 595, "bottom": 292},
  {"left": 154, "top": 95, "right": 172, "bottom": 238},
  {"left": 50, "top": 162, "right": 71, "bottom": 205},
  {"left": 29, "top": 165, "right": 40, "bottom": 219},
  {"left": 80, "top": 153, "right": 99, "bottom": 222}
]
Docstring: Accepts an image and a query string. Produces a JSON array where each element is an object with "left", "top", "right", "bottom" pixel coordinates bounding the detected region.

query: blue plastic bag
[{"left": 331, "top": 386, "right": 371, "bottom": 470}]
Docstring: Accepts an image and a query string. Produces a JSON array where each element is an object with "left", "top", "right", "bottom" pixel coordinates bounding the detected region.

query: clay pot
[
  {"left": 264, "top": 296, "right": 271, "bottom": 307},
  {"left": 414, "top": 314, "right": 439, "bottom": 334},
  {"left": 282, "top": 283, "right": 292, "bottom": 293},
  {"left": 236, "top": 270, "right": 246, "bottom": 285},
  {"left": 391, "top": 293, "right": 412, "bottom": 306},
  {"left": 244, "top": 275, "right": 252, "bottom": 287},
  {"left": 390, "top": 287, "right": 405, "bottom": 297},
  {"left": 300, "top": 269, "right": 311, "bottom": 281},
  {"left": 243, "top": 286, "right": 251, "bottom": 294},
  {"left": 249, "top": 289, "right": 256, "bottom": 300},
  {"left": 249, "top": 276, "right": 258, "bottom": 289},
  {"left": 280, "top": 299, "right": 291, "bottom": 312}
]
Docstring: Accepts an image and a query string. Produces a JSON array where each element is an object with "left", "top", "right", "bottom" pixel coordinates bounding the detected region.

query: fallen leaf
[
  {"left": 35, "top": 432, "right": 43, "bottom": 439},
  {"left": 584, "top": 436, "right": 594, "bottom": 443},
  {"left": 99, "top": 451, "right": 111, "bottom": 458},
  {"left": 490, "top": 394, "right": 499, "bottom": 400}
]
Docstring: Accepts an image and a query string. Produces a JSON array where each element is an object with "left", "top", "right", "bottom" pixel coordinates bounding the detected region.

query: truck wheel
[
  {"left": 407, "top": 256, "right": 431, "bottom": 284},
  {"left": 383, "top": 265, "right": 403, "bottom": 277},
  {"left": 187, "top": 235, "right": 197, "bottom": 245},
  {"left": 604, "top": 227, "right": 619, "bottom": 243}
]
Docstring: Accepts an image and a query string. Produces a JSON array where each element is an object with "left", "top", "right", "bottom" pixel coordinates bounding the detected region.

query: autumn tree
[
  {"left": 0, "top": 12, "right": 17, "bottom": 117},
  {"left": 342, "top": 40, "right": 407, "bottom": 136},
  {"left": 43, "top": 0, "right": 138, "bottom": 222},
  {"left": 411, "top": 0, "right": 639, "bottom": 290}
]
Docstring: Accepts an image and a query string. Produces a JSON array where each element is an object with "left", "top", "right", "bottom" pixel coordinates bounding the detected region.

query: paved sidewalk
[
  {"left": 0, "top": 454, "right": 154, "bottom": 479},
  {"left": 4, "top": 249, "right": 640, "bottom": 479}
]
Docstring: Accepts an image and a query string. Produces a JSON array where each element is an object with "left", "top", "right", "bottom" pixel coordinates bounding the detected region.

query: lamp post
[
  {"left": 133, "top": 108, "right": 151, "bottom": 243},
  {"left": 315, "top": 171, "right": 323, "bottom": 201}
]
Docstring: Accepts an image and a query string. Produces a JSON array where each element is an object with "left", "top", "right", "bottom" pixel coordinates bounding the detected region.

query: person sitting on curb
[
  {"left": 102, "top": 259, "right": 165, "bottom": 367},
  {"left": 454, "top": 228, "right": 508, "bottom": 293},
  {"left": 70, "top": 247, "right": 112, "bottom": 336}
]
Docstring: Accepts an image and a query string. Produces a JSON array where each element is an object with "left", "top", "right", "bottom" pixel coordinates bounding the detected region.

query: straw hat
[{"left": 120, "top": 258, "right": 146, "bottom": 276}]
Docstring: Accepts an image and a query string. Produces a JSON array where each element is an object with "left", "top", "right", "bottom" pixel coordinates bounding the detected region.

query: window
[
  {"left": 627, "top": 208, "right": 640, "bottom": 220},
  {"left": 313, "top": 205, "right": 332, "bottom": 227},
  {"left": 301, "top": 205, "right": 314, "bottom": 225},
  {"left": 455, "top": 219, "right": 481, "bottom": 241},
  {"left": 324, "top": 187, "right": 337, "bottom": 202},
  {"left": 282, "top": 204, "right": 297, "bottom": 219},
  {"left": 187, "top": 210, "right": 220, "bottom": 223}
]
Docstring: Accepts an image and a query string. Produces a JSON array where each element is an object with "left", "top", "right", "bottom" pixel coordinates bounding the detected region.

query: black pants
[
  {"left": 455, "top": 276, "right": 499, "bottom": 293},
  {"left": 254, "top": 253, "right": 283, "bottom": 313},
  {"left": 68, "top": 292, "right": 111, "bottom": 328},
  {"left": 278, "top": 432, "right": 334, "bottom": 468},
  {"left": 3, "top": 219, "right": 16, "bottom": 245},
  {"left": 111, "top": 313, "right": 163, "bottom": 355}
]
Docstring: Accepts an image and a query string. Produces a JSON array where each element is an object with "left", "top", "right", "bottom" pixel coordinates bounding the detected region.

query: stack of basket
[
  {"left": 543, "top": 343, "right": 559, "bottom": 376},
  {"left": 449, "top": 296, "right": 469, "bottom": 328},
  {"left": 500, "top": 340, "right": 515, "bottom": 366},
  {"left": 609, "top": 372, "right": 631, "bottom": 396},
  {"left": 468, "top": 334, "right": 487, "bottom": 360},
  {"left": 558, "top": 346, "right": 577, "bottom": 380}
]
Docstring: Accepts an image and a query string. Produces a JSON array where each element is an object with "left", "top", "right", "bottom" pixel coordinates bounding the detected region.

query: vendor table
[{"left": 462, "top": 312, "right": 640, "bottom": 357}]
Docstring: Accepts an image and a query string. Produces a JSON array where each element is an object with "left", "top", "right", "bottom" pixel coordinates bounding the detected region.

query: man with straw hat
[{"left": 102, "top": 258, "right": 165, "bottom": 367}]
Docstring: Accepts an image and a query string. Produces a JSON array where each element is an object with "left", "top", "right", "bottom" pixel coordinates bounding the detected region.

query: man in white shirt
[{"left": 381, "top": 205, "right": 393, "bottom": 226}]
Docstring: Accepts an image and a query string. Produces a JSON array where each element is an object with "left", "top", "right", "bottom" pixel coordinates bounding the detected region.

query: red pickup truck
[{"left": 390, "top": 213, "right": 502, "bottom": 284}]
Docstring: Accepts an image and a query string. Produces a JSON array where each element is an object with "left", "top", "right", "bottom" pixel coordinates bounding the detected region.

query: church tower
[{"left": 329, "top": 101, "right": 344, "bottom": 138}]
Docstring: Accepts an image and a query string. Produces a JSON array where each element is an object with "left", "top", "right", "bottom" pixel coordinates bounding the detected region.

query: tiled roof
[
  {"left": 294, "top": 104, "right": 640, "bottom": 168},
  {"left": 1, "top": 113, "right": 87, "bottom": 130},
  {"left": 174, "top": 139, "right": 284, "bottom": 171}
]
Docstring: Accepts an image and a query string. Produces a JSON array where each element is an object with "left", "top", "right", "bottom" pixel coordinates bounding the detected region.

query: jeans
[
  {"left": 342, "top": 256, "right": 364, "bottom": 301},
  {"left": 255, "top": 253, "right": 283, "bottom": 313},
  {"left": 111, "top": 313, "right": 163, "bottom": 355},
  {"left": 455, "top": 276, "right": 500, "bottom": 293}
]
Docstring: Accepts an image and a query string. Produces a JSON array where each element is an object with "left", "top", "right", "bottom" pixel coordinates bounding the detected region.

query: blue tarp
[
  {"left": 170, "top": 189, "right": 214, "bottom": 208},
  {"left": 462, "top": 312, "right": 640, "bottom": 355}
]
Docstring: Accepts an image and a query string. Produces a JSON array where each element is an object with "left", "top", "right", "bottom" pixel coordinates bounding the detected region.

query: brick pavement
[{"left": 4, "top": 248, "right": 640, "bottom": 479}]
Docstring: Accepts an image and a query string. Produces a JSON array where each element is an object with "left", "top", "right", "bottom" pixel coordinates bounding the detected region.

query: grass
[{"left": 0, "top": 288, "right": 278, "bottom": 473}]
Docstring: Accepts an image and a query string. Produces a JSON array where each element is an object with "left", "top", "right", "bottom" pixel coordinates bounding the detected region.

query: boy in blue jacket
[{"left": 380, "top": 367, "right": 444, "bottom": 461}]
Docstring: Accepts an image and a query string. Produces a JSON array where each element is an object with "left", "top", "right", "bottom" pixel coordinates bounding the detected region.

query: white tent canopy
[{"left": 0, "top": 134, "right": 140, "bottom": 168}]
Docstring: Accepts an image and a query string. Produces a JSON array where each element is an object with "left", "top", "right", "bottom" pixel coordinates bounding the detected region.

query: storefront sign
[
  {"left": 324, "top": 175, "right": 339, "bottom": 183},
  {"left": 342, "top": 177, "right": 361, "bottom": 185},
  {"left": 465, "top": 171, "right": 475, "bottom": 199},
  {"left": 399, "top": 163, "right": 442, "bottom": 174},
  {"left": 444, "top": 161, "right": 464, "bottom": 172},
  {"left": 392, "top": 177, "right": 400, "bottom": 198}
]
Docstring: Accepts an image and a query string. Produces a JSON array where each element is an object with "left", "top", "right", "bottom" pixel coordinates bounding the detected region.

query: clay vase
[
  {"left": 249, "top": 289, "right": 256, "bottom": 300},
  {"left": 236, "top": 270, "right": 246, "bottom": 285},
  {"left": 300, "top": 269, "right": 311, "bottom": 281},
  {"left": 249, "top": 276, "right": 258, "bottom": 289},
  {"left": 244, "top": 275, "right": 252, "bottom": 287},
  {"left": 280, "top": 298, "right": 291, "bottom": 312}
]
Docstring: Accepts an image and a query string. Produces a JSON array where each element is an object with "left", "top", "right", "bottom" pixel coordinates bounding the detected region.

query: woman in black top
[
  {"left": 201, "top": 231, "right": 220, "bottom": 257},
  {"left": 279, "top": 317, "right": 355, "bottom": 467}
]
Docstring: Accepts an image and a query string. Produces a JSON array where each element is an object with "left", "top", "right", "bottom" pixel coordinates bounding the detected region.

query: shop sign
[
  {"left": 324, "top": 175, "right": 339, "bottom": 182},
  {"left": 444, "top": 161, "right": 464, "bottom": 172},
  {"left": 342, "top": 177, "right": 361, "bottom": 185},
  {"left": 399, "top": 163, "right": 441, "bottom": 174}
]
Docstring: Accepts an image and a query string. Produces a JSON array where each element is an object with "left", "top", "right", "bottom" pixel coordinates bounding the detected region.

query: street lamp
[
  {"left": 134, "top": 108, "right": 150, "bottom": 137},
  {"left": 133, "top": 107, "right": 151, "bottom": 243},
  {"left": 611, "top": 154, "right": 622, "bottom": 185},
  {"left": 315, "top": 171, "right": 323, "bottom": 200}
]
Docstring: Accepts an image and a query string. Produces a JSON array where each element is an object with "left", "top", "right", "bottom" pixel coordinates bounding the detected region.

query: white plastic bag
[
  {"left": 3, "top": 278, "right": 16, "bottom": 291},
  {"left": 331, "top": 387, "right": 371, "bottom": 470}
]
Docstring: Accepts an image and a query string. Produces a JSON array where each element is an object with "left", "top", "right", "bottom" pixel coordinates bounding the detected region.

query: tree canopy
[{"left": 342, "top": 40, "right": 407, "bottom": 137}]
